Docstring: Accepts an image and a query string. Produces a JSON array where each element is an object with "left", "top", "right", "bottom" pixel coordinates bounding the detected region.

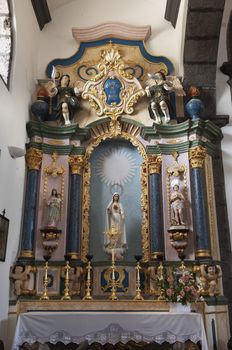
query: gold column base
[
  {"left": 20, "top": 250, "right": 34, "bottom": 258},
  {"left": 67, "top": 252, "right": 81, "bottom": 260},
  {"left": 195, "top": 249, "right": 211, "bottom": 258},
  {"left": 150, "top": 252, "right": 164, "bottom": 260}
]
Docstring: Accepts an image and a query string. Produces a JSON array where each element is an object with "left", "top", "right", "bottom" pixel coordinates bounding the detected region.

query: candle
[{"left": 112, "top": 248, "right": 115, "bottom": 264}]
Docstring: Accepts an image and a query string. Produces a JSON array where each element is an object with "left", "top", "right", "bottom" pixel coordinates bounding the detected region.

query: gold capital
[
  {"left": 189, "top": 145, "right": 207, "bottom": 168},
  {"left": 25, "top": 147, "right": 43, "bottom": 170},
  {"left": 147, "top": 154, "right": 162, "bottom": 174},
  {"left": 69, "top": 155, "right": 85, "bottom": 175}
]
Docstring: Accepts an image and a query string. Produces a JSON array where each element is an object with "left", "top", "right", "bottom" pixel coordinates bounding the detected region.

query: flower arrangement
[{"left": 164, "top": 268, "right": 199, "bottom": 305}]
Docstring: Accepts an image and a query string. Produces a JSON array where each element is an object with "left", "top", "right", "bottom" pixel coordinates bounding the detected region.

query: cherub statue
[
  {"left": 170, "top": 179, "right": 185, "bottom": 226},
  {"left": 46, "top": 71, "right": 83, "bottom": 125},
  {"left": 145, "top": 72, "right": 185, "bottom": 124},
  {"left": 10, "top": 265, "right": 34, "bottom": 296},
  {"left": 199, "top": 264, "right": 222, "bottom": 297},
  {"left": 61, "top": 266, "right": 83, "bottom": 296}
]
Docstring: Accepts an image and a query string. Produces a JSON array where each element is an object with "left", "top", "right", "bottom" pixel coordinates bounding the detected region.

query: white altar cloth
[{"left": 12, "top": 311, "right": 208, "bottom": 350}]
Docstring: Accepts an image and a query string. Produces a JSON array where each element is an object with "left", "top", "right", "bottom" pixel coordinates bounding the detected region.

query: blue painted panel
[
  {"left": 101, "top": 268, "right": 129, "bottom": 293},
  {"left": 66, "top": 174, "right": 82, "bottom": 254},
  {"left": 89, "top": 139, "right": 143, "bottom": 262},
  {"left": 191, "top": 168, "right": 210, "bottom": 251},
  {"left": 149, "top": 173, "right": 164, "bottom": 253},
  {"left": 103, "top": 78, "right": 122, "bottom": 105},
  {"left": 21, "top": 170, "right": 39, "bottom": 252}
]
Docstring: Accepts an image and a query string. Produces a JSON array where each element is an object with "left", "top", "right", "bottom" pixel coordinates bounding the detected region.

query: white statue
[
  {"left": 46, "top": 188, "right": 62, "bottom": 228},
  {"left": 145, "top": 72, "right": 185, "bottom": 124},
  {"left": 170, "top": 180, "right": 185, "bottom": 226},
  {"left": 10, "top": 265, "right": 34, "bottom": 296},
  {"left": 199, "top": 264, "right": 222, "bottom": 297},
  {"left": 104, "top": 193, "right": 127, "bottom": 260}
]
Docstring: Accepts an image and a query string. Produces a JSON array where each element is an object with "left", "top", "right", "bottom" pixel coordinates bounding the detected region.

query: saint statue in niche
[
  {"left": 170, "top": 181, "right": 185, "bottom": 226},
  {"left": 104, "top": 193, "right": 127, "bottom": 260},
  {"left": 46, "top": 188, "right": 61, "bottom": 228}
]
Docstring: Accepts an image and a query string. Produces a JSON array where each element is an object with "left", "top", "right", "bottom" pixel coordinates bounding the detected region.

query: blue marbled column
[
  {"left": 20, "top": 170, "right": 40, "bottom": 258},
  {"left": 191, "top": 167, "right": 211, "bottom": 259},
  {"left": 149, "top": 173, "right": 164, "bottom": 259},
  {"left": 66, "top": 173, "right": 82, "bottom": 259}
]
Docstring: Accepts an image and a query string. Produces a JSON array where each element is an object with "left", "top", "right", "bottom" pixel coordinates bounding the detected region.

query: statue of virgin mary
[{"left": 104, "top": 193, "right": 127, "bottom": 260}]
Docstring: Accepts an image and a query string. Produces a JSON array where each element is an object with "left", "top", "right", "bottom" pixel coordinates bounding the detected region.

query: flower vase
[{"left": 169, "top": 302, "right": 191, "bottom": 313}]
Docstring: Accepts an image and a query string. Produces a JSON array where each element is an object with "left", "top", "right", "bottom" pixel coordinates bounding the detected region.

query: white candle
[{"left": 112, "top": 248, "right": 115, "bottom": 264}]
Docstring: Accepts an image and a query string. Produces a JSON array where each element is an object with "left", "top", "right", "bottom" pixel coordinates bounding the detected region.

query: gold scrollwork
[
  {"left": 82, "top": 44, "right": 145, "bottom": 120},
  {"left": 101, "top": 267, "right": 128, "bottom": 293},
  {"left": 81, "top": 124, "right": 149, "bottom": 262},
  {"left": 69, "top": 155, "right": 85, "bottom": 175},
  {"left": 25, "top": 147, "right": 43, "bottom": 170},
  {"left": 147, "top": 154, "right": 162, "bottom": 174},
  {"left": 189, "top": 145, "right": 207, "bottom": 168}
]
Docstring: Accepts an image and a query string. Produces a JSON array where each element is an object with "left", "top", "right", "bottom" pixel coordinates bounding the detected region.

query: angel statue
[
  {"left": 45, "top": 67, "right": 83, "bottom": 125},
  {"left": 145, "top": 72, "right": 185, "bottom": 124}
]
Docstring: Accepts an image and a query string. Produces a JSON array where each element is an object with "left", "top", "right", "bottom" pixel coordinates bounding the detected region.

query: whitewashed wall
[
  {"left": 217, "top": 0, "right": 232, "bottom": 250},
  {"left": 0, "top": 0, "right": 40, "bottom": 344}
]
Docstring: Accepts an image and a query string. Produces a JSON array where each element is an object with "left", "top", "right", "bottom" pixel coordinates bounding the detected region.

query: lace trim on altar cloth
[{"left": 14, "top": 323, "right": 202, "bottom": 348}]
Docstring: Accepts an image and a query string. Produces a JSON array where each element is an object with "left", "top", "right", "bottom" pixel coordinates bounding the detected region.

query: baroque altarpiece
[{"left": 9, "top": 23, "right": 230, "bottom": 349}]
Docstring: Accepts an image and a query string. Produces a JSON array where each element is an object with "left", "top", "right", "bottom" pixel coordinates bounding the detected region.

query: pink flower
[
  {"left": 167, "top": 276, "right": 174, "bottom": 284},
  {"left": 184, "top": 286, "right": 190, "bottom": 292},
  {"left": 180, "top": 290, "right": 185, "bottom": 297},
  {"left": 182, "top": 274, "right": 190, "bottom": 283},
  {"left": 166, "top": 288, "right": 174, "bottom": 297}
]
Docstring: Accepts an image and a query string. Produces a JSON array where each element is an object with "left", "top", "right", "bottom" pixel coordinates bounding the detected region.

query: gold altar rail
[{"left": 17, "top": 300, "right": 171, "bottom": 314}]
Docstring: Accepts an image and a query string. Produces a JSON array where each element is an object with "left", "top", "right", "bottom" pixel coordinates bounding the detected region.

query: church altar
[
  {"left": 12, "top": 310, "right": 208, "bottom": 350},
  {"left": 8, "top": 22, "right": 230, "bottom": 350}
]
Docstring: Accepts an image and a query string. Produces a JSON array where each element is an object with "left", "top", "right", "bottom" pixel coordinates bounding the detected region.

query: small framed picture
[
  {"left": 36, "top": 267, "right": 60, "bottom": 296},
  {"left": 0, "top": 214, "right": 9, "bottom": 261}
]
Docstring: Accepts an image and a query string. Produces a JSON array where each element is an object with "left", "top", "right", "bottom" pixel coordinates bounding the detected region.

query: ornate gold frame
[{"left": 80, "top": 123, "right": 149, "bottom": 262}]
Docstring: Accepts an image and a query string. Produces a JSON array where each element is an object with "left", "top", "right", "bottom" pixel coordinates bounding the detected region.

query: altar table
[{"left": 12, "top": 311, "right": 208, "bottom": 350}]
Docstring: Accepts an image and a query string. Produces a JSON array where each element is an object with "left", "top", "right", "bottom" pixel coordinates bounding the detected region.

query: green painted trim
[
  {"left": 27, "top": 121, "right": 90, "bottom": 141},
  {"left": 141, "top": 119, "right": 223, "bottom": 142},
  {"left": 205, "top": 296, "right": 228, "bottom": 306},
  {"left": 26, "top": 142, "right": 85, "bottom": 156}
]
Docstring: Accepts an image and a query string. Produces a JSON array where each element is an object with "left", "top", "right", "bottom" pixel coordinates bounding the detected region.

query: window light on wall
[{"left": 0, "top": 0, "right": 12, "bottom": 89}]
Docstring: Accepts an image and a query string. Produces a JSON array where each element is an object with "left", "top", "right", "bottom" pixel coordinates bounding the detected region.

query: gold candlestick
[
  {"left": 40, "top": 258, "right": 50, "bottom": 300},
  {"left": 134, "top": 258, "right": 144, "bottom": 301},
  {"left": 109, "top": 247, "right": 118, "bottom": 300},
  {"left": 83, "top": 256, "right": 93, "bottom": 300},
  {"left": 157, "top": 261, "right": 166, "bottom": 301},
  {"left": 62, "top": 259, "right": 71, "bottom": 300}
]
